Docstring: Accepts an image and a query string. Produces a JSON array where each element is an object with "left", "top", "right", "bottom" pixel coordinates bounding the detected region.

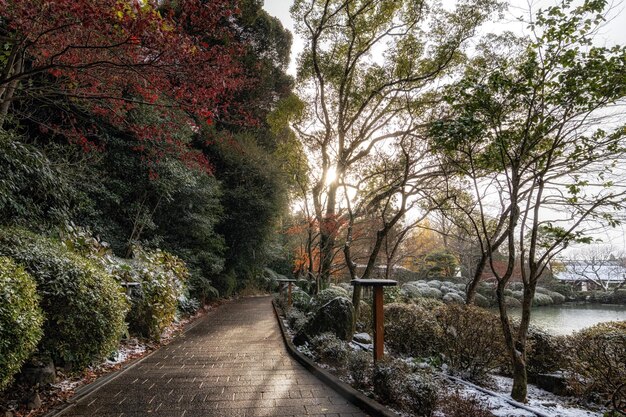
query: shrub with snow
[
  {"left": 567, "top": 321, "right": 626, "bottom": 402},
  {"left": 373, "top": 358, "right": 439, "bottom": 416},
  {"left": 347, "top": 350, "right": 371, "bottom": 388},
  {"left": 384, "top": 303, "right": 442, "bottom": 357},
  {"left": 309, "top": 332, "right": 349, "bottom": 367},
  {"left": 436, "top": 304, "right": 506, "bottom": 381}
]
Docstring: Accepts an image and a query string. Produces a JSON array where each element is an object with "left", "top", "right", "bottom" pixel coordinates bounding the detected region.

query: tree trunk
[
  {"left": 0, "top": 49, "right": 23, "bottom": 128},
  {"left": 319, "top": 182, "right": 339, "bottom": 289},
  {"left": 511, "top": 354, "right": 528, "bottom": 402},
  {"left": 465, "top": 253, "right": 487, "bottom": 304},
  {"left": 496, "top": 279, "right": 529, "bottom": 403}
]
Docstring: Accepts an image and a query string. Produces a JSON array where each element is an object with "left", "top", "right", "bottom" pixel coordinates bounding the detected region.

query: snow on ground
[
  {"left": 448, "top": 375, "right": 602, "bottom": 417},
  {"left": 104, "top": 340, "right": 148, "bottom": 366}
]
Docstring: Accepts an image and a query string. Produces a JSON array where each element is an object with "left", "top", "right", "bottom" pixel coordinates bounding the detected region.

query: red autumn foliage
[{"left": 0, "top": 0, "right": 250, "bottom": 172}]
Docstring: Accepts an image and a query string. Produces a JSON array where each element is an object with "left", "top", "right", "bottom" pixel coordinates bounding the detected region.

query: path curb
[{"left": 271, "top": 300, "right": 400, "bottom": 417}]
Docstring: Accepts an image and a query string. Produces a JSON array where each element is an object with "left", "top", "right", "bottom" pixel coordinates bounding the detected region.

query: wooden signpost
[
  {"left": 276, "top": 279, "right": 297, "bottom": 307},
  {"left": 350, "top": 278, "right": 398, "bottom": 363}
]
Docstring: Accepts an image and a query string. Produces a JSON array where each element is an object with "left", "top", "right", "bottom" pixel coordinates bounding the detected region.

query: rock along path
[{"left": 58, "top": 296, "right": 367, "bottom": 417}]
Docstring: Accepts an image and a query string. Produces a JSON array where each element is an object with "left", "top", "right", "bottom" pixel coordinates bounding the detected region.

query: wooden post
[
  {"left": 288, "top": 282, "right": 293, "bottom": 307},
  {"left": 373, "top": 286, "right": 384, "bottom": 363},
  {"left": 276, "top": 279, "right": 297, "bottom": 308},
  {"left": 350, "top": 278, "right": 397, "bottom": 364}
]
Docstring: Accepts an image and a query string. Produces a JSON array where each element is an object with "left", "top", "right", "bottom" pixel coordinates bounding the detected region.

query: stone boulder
[{"left": 294, "top": 297, "right": 354, "bottom": 345}]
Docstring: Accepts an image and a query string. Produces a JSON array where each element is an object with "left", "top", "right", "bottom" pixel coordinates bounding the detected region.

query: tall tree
[
  {"left": 430, "top": 0, "right": 626, "bottom": 401},
  {"left": 1, "top": 0, "right": 247, "bottom": 168},
  {"left": 291, "top": 0, "right": 502, "bottom": 291}
]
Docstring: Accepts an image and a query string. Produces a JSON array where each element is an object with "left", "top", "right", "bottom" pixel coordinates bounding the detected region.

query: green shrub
[
  {"left": 0, "top": 130, "right": 73, "bottom": 228},
  {"left": 122, "top": 250, "right": 188, "bottom": 341},
  {"left": 533, "top": 292, "right": 554, "bottom": 306},
  {"left": 443, "top": 292, "right": 465, "bottom": 304},
  {"left": 411, "top": 297, "right": 445, "bottom": 310},
  {"left": 347, "top": 350, "right": 372, "bottom": 388},
  {"left": 356, "top": 301, "right": 372, "bottom": 332},
  {"left": 188, "top": 274, "right": 219, "bottom": 304},
  {"left": 402, "top": 372, "right": 439, "bottom": 417},
  {"left": 403, "top": 284, "right": 443, "bottom": 300},
  {"left": 383, "top": 286, "right": 403, "bottom": 303},
  {"left": 436, "top": 304, "right": 506, "bottom": 381},
  {"left": 309, "top": 333, "right": 349, "bottom": 367},
  {"left": 0, "top": 257, "right": 44, "bottom": 390},
  {"left": 312, "top": 287, "right": 349, "bottom": 309},
  {"left": 474, "top": 293, "right": 491, "bottom": 308},
  {"left": 286, "top": 308, "right": 308, "bottom": 333},
  {"left": 535, "top": 286, "right": 567, "bottom": 303},
  {"left": 373, "top": 358, "right": 412, "bottom": 404},
  {"left": 438, "top": 392, "right": 496, "bottom": 417},
  {"left": 584, "top": 290, "right": 626, "bottom": 304},
  {"left": 567, "top": 321, "right": 626, "bottom": 402},
  {"left": 505, "top": 296, "right": 522, "bottom": 308},
  {"left": 0, "top": 228, "right": 127, "bottom": 369},
  {"left": 526, "top": 327, "right": 567, "bottom": 376},
  {"left": 373, "top": 358, "right": 438, "bottom": 416},
  {"left": 384, "top": 303, "right": 442, "bottom": 357},
  {"left": 177, "top": 293, "right": 201, "bottom": 317},
  {"left": 213, "top": 269, "right": 237, "bottom": 297},
  {"left": 292, "top": 289, "right": 312, "bottom": 311},
  {"left": 511, "top": 290, "right": 524, "bottom": 300},
  {"left": 260, "top": 267, "right": 279, "bottom": 292}
]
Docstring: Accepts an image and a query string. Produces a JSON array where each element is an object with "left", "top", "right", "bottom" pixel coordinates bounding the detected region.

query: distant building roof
[{"left": 557, "top": 260, "right": 626, "bottom": 282}]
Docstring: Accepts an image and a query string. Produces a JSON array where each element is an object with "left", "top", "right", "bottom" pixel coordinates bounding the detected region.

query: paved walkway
[{"left": 59, "top": 296, "right": 366, "bottom": 417}]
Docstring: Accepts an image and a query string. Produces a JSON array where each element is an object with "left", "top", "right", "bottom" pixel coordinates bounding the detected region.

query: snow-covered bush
[
  {"left": 436, "top": 304, "right": 506, "bottom": 381},
  {"left": 309, "top": 332, "right": 349, "bottom": 367},
  {"left": 505, "top": 296, "right": 522, "bottom": 308},
  {"left": 567, "top": 321, "right": 626, "bottom": 402},
  {"left": 438, "top": 392, "right": 496, "bottom": 417},
  {"left": 384, "top": 303, "right": 442, "bottom": 357},
  {"left": 546, "top": 290, "right": 565, "bottom": 304},
  {"left": 286, "top": 308, "right": 308, "bottom": 333},
  {"left": 312, "top": 287, "right": 349, "bottom": 309},
  {"left": 533, "top": 292, "right": 553, "bottom": 306},
  {"left": 292, "top": 289, "right": 312, "bottom": 311},
  {"left": 421, "top": 287, "right": 444, "bottom": 299},
  {"left": 411, "top": 297, "right": 445, "bottom": 310},
  {"left": 122, "top": 250, "right": 188, "bottom": 342},
  {"left": 510, "top": 290, "right": 524, "bottom": 300},
  {"left": 373, "top": 358, "right": 411, "bottom": 405},
  {"left": 526, "top": 327, "right": 568, "bottom": 376},
  {"left": 347, "top": 350, "right": 371, "bottom": 388},
  {"left": 402, "top": 372, "right": 439, "bottom": 416},
  {"left": 442, "top": 292, "right": 465, "bottom": 304},
  {"left": 373, "top": 358, "right": 439, "bottom": 416},
  {"left": 474, "top": 293, "right": 491, "bottom": 308}
]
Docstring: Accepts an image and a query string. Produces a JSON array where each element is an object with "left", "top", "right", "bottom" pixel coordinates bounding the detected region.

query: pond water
[{"left": 506, "top": 303, "right": 626, "bottom": 335}]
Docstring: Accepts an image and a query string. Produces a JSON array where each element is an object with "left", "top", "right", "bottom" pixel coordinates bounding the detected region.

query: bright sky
[
  {"left": 262, "top": 0, "right": 626, "bottom": 252},
  {"left": 263, "top": 0, "right": 626, "bottom": 76}
]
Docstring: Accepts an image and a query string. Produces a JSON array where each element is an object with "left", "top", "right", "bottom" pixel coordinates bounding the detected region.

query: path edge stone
[
  {"left": 44, "top": 306, "right": 215, "bottom": 417},
  {"left": 272, "top": 300, "right": 400, "bottom": 417}
]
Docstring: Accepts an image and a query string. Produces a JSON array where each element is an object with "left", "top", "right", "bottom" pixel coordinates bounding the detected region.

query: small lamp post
[{"left": 350, "top": 278, "right": 397, "bottom": 362}]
